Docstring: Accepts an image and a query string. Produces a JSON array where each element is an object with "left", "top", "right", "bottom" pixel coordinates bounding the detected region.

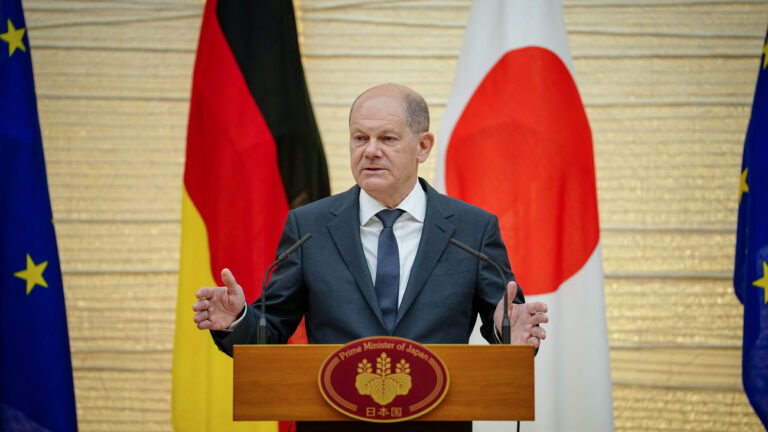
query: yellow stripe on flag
[{"left": 172, "top": 187, "right": 277, "bottom": 432}]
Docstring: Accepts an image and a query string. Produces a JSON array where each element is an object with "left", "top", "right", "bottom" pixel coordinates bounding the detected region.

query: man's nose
[{"left": 363, "top": 139, "right": 383, "bottom": 157}]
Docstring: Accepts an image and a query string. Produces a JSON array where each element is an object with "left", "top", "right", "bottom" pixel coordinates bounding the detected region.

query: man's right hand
[{"left": 193, "top": 268, "right": 246, "bottom": 330}]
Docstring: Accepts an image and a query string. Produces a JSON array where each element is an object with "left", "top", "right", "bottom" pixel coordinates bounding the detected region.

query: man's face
[{"left": 349, "top": 90, "right": 432, "bottom": 207}]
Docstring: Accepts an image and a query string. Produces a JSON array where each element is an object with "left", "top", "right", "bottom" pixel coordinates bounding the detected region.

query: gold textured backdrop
[{"left": 22, "top": 0, "right": 768, "bottom": 430}]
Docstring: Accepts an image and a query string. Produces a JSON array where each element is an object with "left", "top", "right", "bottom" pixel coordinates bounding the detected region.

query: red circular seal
[{"left": 318, "top": 336, "right": 450, "bottom": 423}]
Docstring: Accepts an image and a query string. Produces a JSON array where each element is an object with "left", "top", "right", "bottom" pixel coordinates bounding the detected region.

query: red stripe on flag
[
  {"left": 184, "top": 0, "right": 289, "bottom": 303},
  {"left": 446, "top": 47, "right": 599, "bottom": 295}
]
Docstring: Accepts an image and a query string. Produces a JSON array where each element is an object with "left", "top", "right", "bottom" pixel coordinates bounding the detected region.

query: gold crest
[{"left": 355, "top": 352, "right": 412, "bottom": 405}]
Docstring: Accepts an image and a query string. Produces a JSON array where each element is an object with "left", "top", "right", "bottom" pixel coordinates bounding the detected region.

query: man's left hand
[{"left": 494, "top": 281, "right": 548, "bottom": 347}]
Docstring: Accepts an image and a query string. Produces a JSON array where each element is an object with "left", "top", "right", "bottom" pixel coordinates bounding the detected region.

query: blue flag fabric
[
  {"left": 734, "top": 25, "right": 768, "bottom": 429},
  {"left": 0, "top": 1, "right": 77, "bottom": 430}
]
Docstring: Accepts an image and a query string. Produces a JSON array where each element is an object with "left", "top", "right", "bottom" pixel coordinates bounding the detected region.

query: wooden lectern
[{"left": 233, "top": 344, "right": 534, "bottom": 422}]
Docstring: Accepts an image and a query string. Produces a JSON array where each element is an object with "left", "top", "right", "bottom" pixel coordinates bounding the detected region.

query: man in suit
[{"left": 193, "top": 83, "right": 548, "bottom": 430}]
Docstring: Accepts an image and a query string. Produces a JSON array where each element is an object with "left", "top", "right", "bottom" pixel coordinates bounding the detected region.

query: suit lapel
[
  {"left": 327, "top": 186, "right": 386, "bottom": 328},
  {"left": 395, "top": 181, "right": 455, "bottom": 328}
]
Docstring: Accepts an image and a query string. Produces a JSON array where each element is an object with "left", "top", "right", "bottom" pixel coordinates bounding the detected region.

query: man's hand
[
  {"left": 192, "top": 268, "right": 246, "bottom": 330},
  {"left": 494, "top": 281, "right": 548, "bottom": 347}
]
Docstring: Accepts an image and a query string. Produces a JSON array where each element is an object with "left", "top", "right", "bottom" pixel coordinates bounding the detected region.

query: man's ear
[{"left": 416, "top": 131, "right": 434, "bottom": 163}]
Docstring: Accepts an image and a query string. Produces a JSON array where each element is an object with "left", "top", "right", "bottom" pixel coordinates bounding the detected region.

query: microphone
[
  {"left": 449, "top": 238, "right": 511, "bottom": 344},
  {"left": 257, "top": 233, "right": 312, "bottom": 344}
]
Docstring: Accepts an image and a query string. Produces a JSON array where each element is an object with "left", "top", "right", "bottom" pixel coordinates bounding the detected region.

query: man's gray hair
[
  {"left": 403, "top": 92, "right": 429, "bottom": 135},
  {"left": 349, "top": 85, "right": 430, "bottom": 136}
]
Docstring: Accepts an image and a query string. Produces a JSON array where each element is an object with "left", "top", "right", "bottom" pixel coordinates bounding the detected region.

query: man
[{"left": 193, "top": 84, "right": 548, "bottom": 430}]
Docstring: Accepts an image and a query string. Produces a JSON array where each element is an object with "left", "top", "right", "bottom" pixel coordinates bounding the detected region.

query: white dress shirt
[{"left": 359, "top": 181, "right": 426, "bottom": 306}]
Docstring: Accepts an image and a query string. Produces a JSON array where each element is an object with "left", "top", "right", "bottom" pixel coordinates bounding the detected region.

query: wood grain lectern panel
[{"left": 233, "top": 344, "right": 534, "bottom": 422}]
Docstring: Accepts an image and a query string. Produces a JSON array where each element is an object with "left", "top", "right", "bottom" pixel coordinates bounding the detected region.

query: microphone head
[
  {"left": 278, "top": 233, "right": 313, "bottom": 261},
  {"left": 449, "top": 238, "right": 488, "bottom": 261}
]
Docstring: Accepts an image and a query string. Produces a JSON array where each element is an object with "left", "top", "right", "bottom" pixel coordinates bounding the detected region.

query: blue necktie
[{"left": 375, "top": 209, "right": 404, "bottom": 333}]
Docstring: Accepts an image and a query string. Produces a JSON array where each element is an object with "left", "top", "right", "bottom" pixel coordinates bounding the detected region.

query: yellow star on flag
[
  {"left": 739, "top": 167, "right": 749, "bottom": 204},
  {"left": 763, "top": 39, "right": 768, "bottom": 70},
  {"left": 0, "top": 18, "right": 26, "bottom": 57},
  {"left": 14, "top": 253, "right": 49, "bottom": 295},
  {"left": 754, "top": 261, "right": 768, "bottom": 304}
]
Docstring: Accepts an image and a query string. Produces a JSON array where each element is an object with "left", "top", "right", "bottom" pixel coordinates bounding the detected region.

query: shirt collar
[{"left": 359, "top": 181, "right": 426, "bottom": 225}]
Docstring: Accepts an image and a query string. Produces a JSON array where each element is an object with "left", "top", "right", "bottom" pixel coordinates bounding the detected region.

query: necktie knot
[{"left": 376, "top": 209, "right": 404, "bottom": 229}]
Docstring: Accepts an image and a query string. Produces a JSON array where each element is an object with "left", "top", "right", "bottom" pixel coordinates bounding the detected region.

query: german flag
[{"left": 171, "top": 0, "right": 329, "bottom": 430}]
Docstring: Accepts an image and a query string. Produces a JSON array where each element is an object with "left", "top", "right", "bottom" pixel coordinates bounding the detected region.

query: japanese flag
[{"left": 436, "top": 1, "right": 614, "bottom": 430}]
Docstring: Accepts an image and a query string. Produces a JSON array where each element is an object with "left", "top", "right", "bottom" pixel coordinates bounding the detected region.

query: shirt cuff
[
  {"left": 494, "top": 327, "right": 502, "bottom": 344},
  {"left": 223, "top": 305, "right": 247, "bottom": 332}
]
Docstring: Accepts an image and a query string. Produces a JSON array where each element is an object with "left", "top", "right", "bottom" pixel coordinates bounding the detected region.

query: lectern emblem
[
  {"left": 318, "top": 336, "right": 449, "bottom": 423},
  {"left": 355, "top": 353, "right": 412, "bottom": 405}
]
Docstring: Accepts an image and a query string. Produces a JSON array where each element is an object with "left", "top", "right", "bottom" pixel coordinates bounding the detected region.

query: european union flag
[
  {"left": 0, "top": 0, "right": 77, "bottom": 430},
  {"left": 734, "top": 24, "right": 768, "bottom": 429}
]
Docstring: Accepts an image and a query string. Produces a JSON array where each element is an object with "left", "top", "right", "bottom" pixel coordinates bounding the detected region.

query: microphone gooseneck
[
  {"left": 258, "top": 233, "right": 312, "bottom": 344},
  {"left": 448, "top": 238, "right": 511, "bottom": 344}
]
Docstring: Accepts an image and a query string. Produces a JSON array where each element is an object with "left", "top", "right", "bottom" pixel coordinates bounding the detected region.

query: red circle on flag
[{"left": 445, "top": 47, "right": 599, "bottom": 295}]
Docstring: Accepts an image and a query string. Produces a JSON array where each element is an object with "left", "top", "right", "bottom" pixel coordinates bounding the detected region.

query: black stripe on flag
[{"left": 217, "top": 0, "right": 330, "bottom": 208}]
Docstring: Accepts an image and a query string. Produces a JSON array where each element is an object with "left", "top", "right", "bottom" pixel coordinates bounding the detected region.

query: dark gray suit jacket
[{"left": 213, "top": 178, "right": 523, "bottom": 353}]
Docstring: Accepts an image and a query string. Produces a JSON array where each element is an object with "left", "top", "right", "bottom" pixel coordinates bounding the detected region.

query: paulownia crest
[{"left": 355, "top": 352, "right": 412, "bottom": 405}]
